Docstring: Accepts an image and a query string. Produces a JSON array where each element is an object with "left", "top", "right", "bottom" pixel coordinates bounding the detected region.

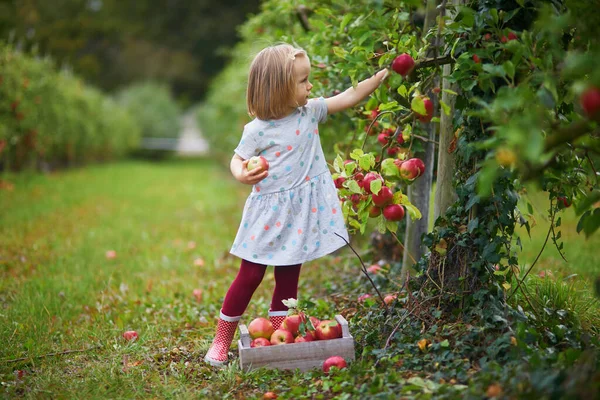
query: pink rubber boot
[{"left": 204, "top": 311, "right": 241, "bottom": 367}]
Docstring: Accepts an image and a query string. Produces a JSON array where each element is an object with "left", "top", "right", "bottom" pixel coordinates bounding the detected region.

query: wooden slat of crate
[{"left": 238, "top": 314, "right": 355, "bottom": 372}]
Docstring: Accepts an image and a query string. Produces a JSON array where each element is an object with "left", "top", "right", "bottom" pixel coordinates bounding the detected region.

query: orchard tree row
[{"left": 200, "top": 0, "right": 600, "bottom": 305}]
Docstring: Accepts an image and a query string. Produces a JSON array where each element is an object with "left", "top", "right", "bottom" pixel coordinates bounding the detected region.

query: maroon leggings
[{"left": 221, "top": 259, "right": 302, "bottom": 317}]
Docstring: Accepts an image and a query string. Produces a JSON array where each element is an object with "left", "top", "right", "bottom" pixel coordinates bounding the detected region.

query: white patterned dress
[{"left": 230, "top": 98, "right": 349, "bottom": 266}]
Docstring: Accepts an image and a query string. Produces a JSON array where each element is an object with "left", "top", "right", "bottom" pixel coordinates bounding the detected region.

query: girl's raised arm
[{"left": 324, "top": 69, "right": 388, "bottom": 115}]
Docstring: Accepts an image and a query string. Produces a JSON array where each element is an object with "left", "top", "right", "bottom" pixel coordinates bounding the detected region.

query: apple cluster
[
  {"left": 333, "top": 156, "right": 425, "bottom": 224},
  {"left": 247, "top": 314, "right": 343, "bottom": 347}
]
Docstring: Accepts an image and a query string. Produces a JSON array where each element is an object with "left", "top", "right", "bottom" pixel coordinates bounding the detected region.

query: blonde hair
[{"left": 247, "top": 44, "right": 307, "bottom": 120}]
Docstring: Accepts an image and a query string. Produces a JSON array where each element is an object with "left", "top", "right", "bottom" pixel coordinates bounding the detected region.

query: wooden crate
[{"left": 238, "top": 314, "right": 355, "bottom": 372}]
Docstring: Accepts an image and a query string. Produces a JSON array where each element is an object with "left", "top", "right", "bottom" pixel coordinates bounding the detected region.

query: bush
[
  {"left": 116, "top": 81, "right": 181, "bottom": 139},
  {"left": 0, "top": 42, "right": 141, "bottom": 171}
]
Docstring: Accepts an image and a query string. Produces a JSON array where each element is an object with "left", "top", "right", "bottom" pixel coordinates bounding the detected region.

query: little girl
[{"left": 204, "top": 43, "right": 388, "bottom": 366}]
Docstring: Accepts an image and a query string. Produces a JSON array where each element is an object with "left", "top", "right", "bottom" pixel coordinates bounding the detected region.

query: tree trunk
[
  {"left": 401, "top": 0, "right": 438, "bottom": 277},
  {"left": 433, "top": 62, "right": 458, "bottom": 220}
]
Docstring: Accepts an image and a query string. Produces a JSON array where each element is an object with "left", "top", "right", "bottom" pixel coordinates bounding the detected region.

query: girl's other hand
[{"left": 239, "top": 159, "right": 268, "bottom": 185}]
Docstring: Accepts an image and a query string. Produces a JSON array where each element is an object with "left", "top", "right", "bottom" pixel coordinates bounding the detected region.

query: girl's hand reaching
[{"left": 230, "top": 154, "right": 268, "bottom": 185}]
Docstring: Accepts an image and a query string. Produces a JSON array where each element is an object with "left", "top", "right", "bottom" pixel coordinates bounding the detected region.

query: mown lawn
[
  {"left": 0, "top": 158, "right": 356, "bottom": 398},
  {"left": 1, "top": 159, "right": 597, "bottom": 398}
]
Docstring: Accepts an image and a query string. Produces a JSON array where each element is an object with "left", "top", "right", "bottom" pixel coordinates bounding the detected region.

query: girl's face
[{"left": 291, "top": 55, "right": 313, "bottom": 108}]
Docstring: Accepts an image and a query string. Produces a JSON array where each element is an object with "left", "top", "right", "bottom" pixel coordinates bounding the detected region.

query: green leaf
[
  {"left": 376, "top": 215, "right": 386, "bottom": 233},
  {"left": 411, "top": 96, "right": 426, "bottom": 116},
  {"left": 575, "top": 189, "right": 600, "bottom": 216},
  {"left": 370, "top": 179, "right": 382, "bottom": 195},
  {"left": 440, "top": 339, "right": 449, "bottom": 347},
  {"left": 385, "top": 220, "right": 398, "bottom": 233},
  {"left": 503, "top": 61, "right": 515, "bottom": 80},
  {"left": 345, "top": 161, "right": 357, "bottom": 176},
  {"left": 378, "top": 101, "right": 400, "bottom": 111},
  {"left": 334, "top": 155, "right": 344, "bottom": 173},
  {"left": 381, "top": 158, "right": 399, "bottom": 177},
  {"left": 358, "top": 153, "right": 375, "bottom": 171},
  {"left": 442, "top": 88, "right": 458, "bottom": 96},
  {"left": 333, "top": 47, "right": 348, "bottom": 59},
  {"left": 350, "top": 149, "right": 364, "bottom": 160},
  {"left": 404, "top": 203, "right": 422, "bottom": 220},
  {"left": 347, "top": 180, "right": 362, "bottom": 194},
  {"left": 440, "top": 100, "right": 451, "bottom": 116},
  {"left": 468, "top": 217, "right": 479, "bottom": 233},
  {"left": 339, "top": 14, "right": 353, "bottom": 33},
  {"left": 397, "top": 85, "right": 408, "bottom": 97},
  {"left": 482, "top": 64, "right": 506, "bottom": 78}
]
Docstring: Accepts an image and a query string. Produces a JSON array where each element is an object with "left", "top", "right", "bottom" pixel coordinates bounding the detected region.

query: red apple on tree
[
  {"left": 557, "top": 196, "right": 571, "bottom": 208},
  {"left": 400, "top": 158, "right": 425, "bottom": 180},
  {"left": 270, "top": 329, "right": 294, "bottom": 345},
  {"left": 581, "top": 86, "right": 600, "bottom": 122},
  {"left": 315, "top": 320, "right": 342, "bottom": 340},
  {"left": 251, "top": 337, "right": 272, "bottom": 347},
  {"left": 383, "top": 204, "right": 405, "bottom": 221},
  {"left": 334, "top": 177, "right": 346, "bottom": 189},
  {"left": 247, "top": 156, "right": 269, "bottom": 172},
  {"left": 372, "top": 186, "right": 394, "bottom": 207},
  {"left": 322, "top": 356, "right": 347, "bottom": 373},
  {"left": 413, "top": 97, "right": 434, "bottom": 123},
  {"left": 368, "top": 205, "right": 382, "bottom": 218},
  {"left": 391, "top": 54, "right": 415, "bottom": 77},
  {"left": 362, "top": 172, "right": 384, "bottom": 194},
  {"left": 248, "top": 317, "right": 274, "bottom": 340},
  {"left": 377, "top": 132, "right": 390, "bottom": 146}
]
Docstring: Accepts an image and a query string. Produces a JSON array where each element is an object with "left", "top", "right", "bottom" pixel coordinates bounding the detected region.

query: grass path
[
  {"left": 1, "top": 159, "right": 355, "bottom": 398},
  {"left": 1, "top": 159, "right": 598, "bottom": 398}
]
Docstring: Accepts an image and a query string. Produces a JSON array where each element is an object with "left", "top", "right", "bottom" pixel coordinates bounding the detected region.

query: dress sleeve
[
  {"left": 308, "top": 97, "right": 328, "bottom": 124},
  {"left": 234, "top": 125, "right": 257, "bottom": 160}
]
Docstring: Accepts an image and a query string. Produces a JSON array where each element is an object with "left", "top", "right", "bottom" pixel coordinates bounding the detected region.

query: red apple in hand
[
  {"left": 391, "top": 54, "right": 415, "bottom": 77},
  {"left": 383, "top": 204, "right": 405, "bottom": 221},
  {"left": 247, "top": 156, "right": 269, "bottom": 171},
  {"left": 281, "top": 313, "right": 306, "bottom": 336},
  {"left": 372, "top": 186, "right": 393, "bottom": 207},
  {"left": 248, "top": 317, "right": 274, "bottom": 340},
  {"left": 123, "top": 330, "right": 138, "bottom": 341},
  {"left": 251, "top": 337, "right": 271, "bottom": 347},
  {"left": 315, "top": 320, "right": 342, "bottom": 340},
  {"left": 581, "top": 86, "right": 600, "bottom": 122},
  {"left": 270, "top": 329, "right": 294, "bottom": 345},
  {"left": 322, "top": 356, "right": 347, "bottom": 373}
]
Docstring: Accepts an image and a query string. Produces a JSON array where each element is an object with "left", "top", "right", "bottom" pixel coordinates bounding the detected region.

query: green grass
[
  {"left": 1, "top": 160, "right": 598, "bottom": 398},
  {"left": 0, "top": 158, "right": 355, "bottom": 398},
  {"left": 515, "top": 187, "right": 599, "bottom": 290}
]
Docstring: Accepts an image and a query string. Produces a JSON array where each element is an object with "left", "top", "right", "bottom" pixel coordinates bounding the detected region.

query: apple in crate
[
  {"left": 309, "top": 316, "right": 321, "bottom": 331},
  {"left": 248, "top": 317, "right": 274, "bottom": 340},
  {"left": 250, "top": 337, "right": 271, "bottom": 348},
  {"left": 281, "top": 313, "right": 306, "bottom": 336},
  {"left": 270, "top": 329, "right": 294, "bottom": 345},
  {"left": 315, "top": 320, "right": 342, "bottom": 340},
  {"left": 247, "top": 156, "right": 269, "bottom": 171},
  {"left": 295, "top": 330, "right": 315, "bottom": 343},
  {"left": 322, "top": 356, "right": 347, "bottom": 373}
]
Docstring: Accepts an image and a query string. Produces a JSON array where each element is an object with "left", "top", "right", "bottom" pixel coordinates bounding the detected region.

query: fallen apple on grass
[
  {"left": 384, "top": 294, "right": 398, "bottom": 305},
  {"left": 192, "top": 288, "right": 203, "bottom": 303},
  {"left": 270, "top": 329, "right": 295, "bottom": 345},
  {"left": 322, "top": 356, "right": 347, "bottom": 373},
  {"left": 123, "top": 330, "right": 138, "bottom": 341},
  {"left": 248, "top": 317, "right": 274, "bottom": 340},
  {"left": 247, "top": 156, "right": 269, "bottom": 172}
]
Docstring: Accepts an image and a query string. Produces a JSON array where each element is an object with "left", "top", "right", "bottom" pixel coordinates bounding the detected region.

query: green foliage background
[{"left": 0, "top": 42, "right": 140, "bottom": 170}]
